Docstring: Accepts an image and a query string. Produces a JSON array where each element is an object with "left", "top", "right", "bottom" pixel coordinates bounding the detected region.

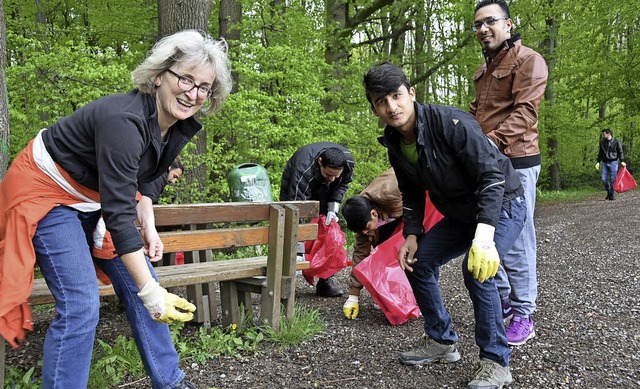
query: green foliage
[
  {"left": 260, "top": 304, "right": 325, "bottom": 347},
  {"left": 179, "top": 323, "right": 265, "bottom": 364},
  {"left": 4, "top": 0, "right": 640, "bottom": 195},
  {"left": 3, "top": 366, "right": 41, "bottom": 388},
  {"left": 88, "top": 336, "right": 146, "bottom": 387},
  {"left": 6, "top": 31, "right": 134, "bottom": 159}
]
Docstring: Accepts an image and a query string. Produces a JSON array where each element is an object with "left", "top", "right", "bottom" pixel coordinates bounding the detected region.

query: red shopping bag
[
  {"left": 353, "top": 192, "right": 443, "bottom": 325},
  {"left": 613, "top": 165, "right": 637, "bottom": 193},
  {"left": 302, "top": 215, "right": 349, "bottom": 285},
  {"left": 353, "top": 221, "right": 420, "bottom": 325}
]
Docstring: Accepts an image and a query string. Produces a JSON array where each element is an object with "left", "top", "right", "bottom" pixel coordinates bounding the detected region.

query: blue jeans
[
  {"left": 33, "top": 205, "right": 185, "bottom": 389},
  {"left": 601, "top": 161, "right": 619, "bottom": 197},
  {"left": 406, "top": 196, "right": 526, "bottom": 366},
  {"left": 495, "top": 165, "right": 539, "bottom": 317}
]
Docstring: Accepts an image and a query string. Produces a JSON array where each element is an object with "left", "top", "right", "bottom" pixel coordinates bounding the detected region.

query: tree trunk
[
  {"left": 158, "top": 0, "right": 212, "bottom": 37},
  {"left": 544, "top": 11, "right": 560, "bottom": 190},
  {"left": 157, "top": 0, "right": 213, "bottom": 202},
  {"left": 323, "top": 0, "right": 347, "bottom": 112},
  {"left": 0, "top": 0, "right": 9, "bottom": 179}
]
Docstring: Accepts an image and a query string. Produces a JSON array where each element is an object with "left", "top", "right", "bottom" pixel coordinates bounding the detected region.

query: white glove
[
  {"left": 326, "top": 202, "right": 340, "bottom": 225},
  {"left": 137, "top": 279, "right": 195, "bottom": 323},
  {"left": 342, "top": 295, "right": 359, "bottom": 319}
]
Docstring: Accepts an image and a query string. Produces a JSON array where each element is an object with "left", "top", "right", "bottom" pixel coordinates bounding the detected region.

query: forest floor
[{"left": 5, "top": 190, "right": 640, "bottom": 388}]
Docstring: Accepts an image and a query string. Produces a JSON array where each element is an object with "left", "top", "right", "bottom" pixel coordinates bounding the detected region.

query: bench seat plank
[{"left": 28, "top": 259, "right": 311, "bottom": 305}]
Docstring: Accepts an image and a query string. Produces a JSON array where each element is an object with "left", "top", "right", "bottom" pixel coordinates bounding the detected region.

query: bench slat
[
  {"left": 29, "top": 259, "right": 311, "bottom": 305},
  {"left": 159, "top": 223, "right": 318, "bottom": 253},
  {"left": 154, "top": 201, "right": 319, "bottom": 226},
  {"left": 160, "top": 227, "right": 269, "bottom": 253}
]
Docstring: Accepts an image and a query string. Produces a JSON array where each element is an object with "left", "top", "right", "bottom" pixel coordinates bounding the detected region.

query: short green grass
[{"left": 537, "top": 187, "right": 601, "bottom": 203}]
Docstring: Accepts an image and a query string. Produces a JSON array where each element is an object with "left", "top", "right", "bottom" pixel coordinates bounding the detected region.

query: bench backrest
[
  {"left": 154, "top": 201, "right": 319, "bottom": 253},
  {"left": 152, "top": 200, "right": 319, "bottom": 324}
]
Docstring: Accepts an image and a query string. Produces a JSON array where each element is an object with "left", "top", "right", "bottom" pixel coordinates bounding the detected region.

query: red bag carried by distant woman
[{"left": 613, "top": 165, "right": 637, "bottom": 193}]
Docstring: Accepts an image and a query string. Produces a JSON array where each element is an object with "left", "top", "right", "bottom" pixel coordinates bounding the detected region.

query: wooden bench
[{"left": 2, "top": 201, "right": 319, "bottom": 384}]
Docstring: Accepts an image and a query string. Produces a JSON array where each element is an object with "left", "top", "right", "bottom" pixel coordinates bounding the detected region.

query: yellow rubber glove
[
  {"left": 138, "top": 280, "right": 196, "bottom": 323},
  {"left": 342, "top": 295, "right": 359, "bottom": 319},
  {"left": 595, "top": 162, "right": 600, "bottom": 170},
  {"left": 467, "top": 223, "right": 500, "bottom": 283},
  {"left": 621, "top": 161, "right": 626, "bottom": 167}
]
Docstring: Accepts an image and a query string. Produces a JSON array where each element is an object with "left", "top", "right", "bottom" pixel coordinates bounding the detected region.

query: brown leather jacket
[
  {"left": 348, "top": 168, "right": 403, "bottom": 295},
  {"left": 470, "top": 37, "right": 548, "bottom": 169}
]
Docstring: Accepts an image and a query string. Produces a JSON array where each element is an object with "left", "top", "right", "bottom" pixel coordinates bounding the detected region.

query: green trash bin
[{"left": 228, "top": 163, "right": 273, "bottom": 202}]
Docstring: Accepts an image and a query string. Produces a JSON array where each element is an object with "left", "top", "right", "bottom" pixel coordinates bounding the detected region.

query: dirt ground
[{"left": 5, "top": 190, "right": 640, "bottom": 388}]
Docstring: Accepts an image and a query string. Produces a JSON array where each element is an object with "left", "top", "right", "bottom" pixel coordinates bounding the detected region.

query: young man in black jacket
[
  {"left": 364, "top": 61, "right": 525, "bottom": 389},
  {"left": 280, "top": 142, "right": 355, "bottom": 297},
  {"left": 596, "top": 128, "right": 626, "bottom": 200}
]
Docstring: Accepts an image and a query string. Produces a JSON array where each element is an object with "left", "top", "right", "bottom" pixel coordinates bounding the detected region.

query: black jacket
[
  {"left": 597, "top": 137, "right": 624, "bottom": 163},
  {"left": 42, "top": 89, "right": 201, "bottom": 255},
  {"left": 380, "top": 102, "right": 523, "bottom": 237},
  {"left": 279, "top": 142, "right": 354, "bottom": 214}
]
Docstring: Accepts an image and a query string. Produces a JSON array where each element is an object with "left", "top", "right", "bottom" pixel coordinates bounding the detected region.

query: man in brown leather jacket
[{"left": 469, "top": 0, "right": 548, "bottom": 347}]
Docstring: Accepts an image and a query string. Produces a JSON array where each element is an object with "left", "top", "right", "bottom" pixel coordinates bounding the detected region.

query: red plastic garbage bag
[
  {"left": 353, "top": 192, "right": 443, "bottom": 325},
  {"left": 302, "top": 215, "right": 349, "bottom": 285},
  {"left": 613, "top": 165, "right": 637, "bottom": 193},
  {"left": 353, "top": 221, "right": 419, "bottom": 325}
]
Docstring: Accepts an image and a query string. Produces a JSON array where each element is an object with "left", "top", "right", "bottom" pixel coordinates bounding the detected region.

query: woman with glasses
[{"left": 0, "top": 29, "right": 232, "bottom": 389}]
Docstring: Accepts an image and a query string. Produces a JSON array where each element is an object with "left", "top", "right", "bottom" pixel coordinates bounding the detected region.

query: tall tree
[
  {"left": 543, "top": 5, "right": 560, "bottom": 189},
  {"left": 157, "top": 0, "right": 214, "bottom": 202}
]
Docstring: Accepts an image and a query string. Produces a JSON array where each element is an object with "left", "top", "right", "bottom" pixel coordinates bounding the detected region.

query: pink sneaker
[{"left": 506, "top": 315, "right": 535, "bottom": 346}]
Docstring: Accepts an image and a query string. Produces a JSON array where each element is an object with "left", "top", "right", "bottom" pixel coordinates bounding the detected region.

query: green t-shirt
[{"left": 401, "top": 141, "right": 418, "bottom": 165}]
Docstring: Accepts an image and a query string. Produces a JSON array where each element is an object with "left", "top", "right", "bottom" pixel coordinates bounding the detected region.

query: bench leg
[
  {"left": 281, "top": 275, "right": 296, "bottom": 320},
  {"left": 238, "top": 290, "right": 253, "bottom": 320},
  {"left": 219, "top": 281, "right": 241, "bottom": 327}
]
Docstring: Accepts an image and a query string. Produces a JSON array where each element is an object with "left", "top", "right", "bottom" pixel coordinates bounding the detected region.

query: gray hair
[{"left": 132, "top": 29, "right": 232, "bottom": 115}]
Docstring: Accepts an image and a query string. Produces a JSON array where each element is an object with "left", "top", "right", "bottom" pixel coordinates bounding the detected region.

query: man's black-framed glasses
[
  {"left": 165, "top": 69, "right": 213, "bottom": 99},
  {"left": 472, "top": 17, "right": 508, "bottom": 32}
]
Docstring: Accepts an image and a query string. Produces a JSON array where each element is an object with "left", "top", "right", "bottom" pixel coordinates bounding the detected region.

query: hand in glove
[
  {"left": 595, "top": 162, "right": 600, "bottom": 170},
  {"left": 621, "top": 161, "right": 627, "bottom": 167},
  {"left": 138, "top": 280, "right": 196, "bottom": 323},
  {"left": 467, "top": 223, "right": 500, "bottom": 283},
  {"left": 325, "top": 201, "right": 340, "bottom": 225},
  {"left": 342, "top": 295, "right": 359, "bottom": 319}
]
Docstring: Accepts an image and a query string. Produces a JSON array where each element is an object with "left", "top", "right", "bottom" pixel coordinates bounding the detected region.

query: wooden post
[
  {"left": 260, "top": 204, "right": 285, "bottom": 329},
  {"left": 282, "top": 204, "right": 300, "bottom": 320}
]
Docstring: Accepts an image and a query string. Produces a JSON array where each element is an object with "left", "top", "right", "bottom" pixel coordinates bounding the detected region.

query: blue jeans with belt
[
  {"left": 405, "top": 196, "right": 526, "bottom": 366},
  {"left": 33, "top": 205, "right": 185, "bottom": 389},
  {"left": 601, "top": 161, "right": 619, "bottom": 197}
]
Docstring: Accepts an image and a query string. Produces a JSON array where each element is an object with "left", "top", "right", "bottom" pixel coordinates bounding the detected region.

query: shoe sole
[
  {"left": 399, "top": 350, "right": 461, "bottom": 365},
  {"left": 507, "top": 330, "right": 536, "bottom": 346},
  {"left": 316, "top": 292, "right": 344, "bottom": 297}
]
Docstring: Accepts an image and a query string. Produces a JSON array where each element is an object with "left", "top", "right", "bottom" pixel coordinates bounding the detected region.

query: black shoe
[
  {"left": 175, "top": 379, "right": 197, "bottom": 389},
  {"left": 610, "top": 193, "right": 615, "bottom": 200},
  {"left": 605, "top": 194, "right": 612, "bottom": 200},
  {"left": 316, "top": 277, "right": 344, "bottom": 297}
]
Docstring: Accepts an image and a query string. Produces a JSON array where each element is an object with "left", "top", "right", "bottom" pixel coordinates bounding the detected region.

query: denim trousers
[
  {"left": 33, "top": 205, "right": 184, "bottom": 389},
  {"left": 495, "top": 165, "right": 539, "bottom": 317},
  {"left": 406, "top": 196, "right": 526, "bottom": 366},
  {"left": 601, "top": 161, "right": 619, "bottom": 197}
]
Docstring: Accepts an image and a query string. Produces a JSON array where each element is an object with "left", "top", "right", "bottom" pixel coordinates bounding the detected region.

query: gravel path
[{"left": 6, "top": 191, "right": 640, "bottom": 388}]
